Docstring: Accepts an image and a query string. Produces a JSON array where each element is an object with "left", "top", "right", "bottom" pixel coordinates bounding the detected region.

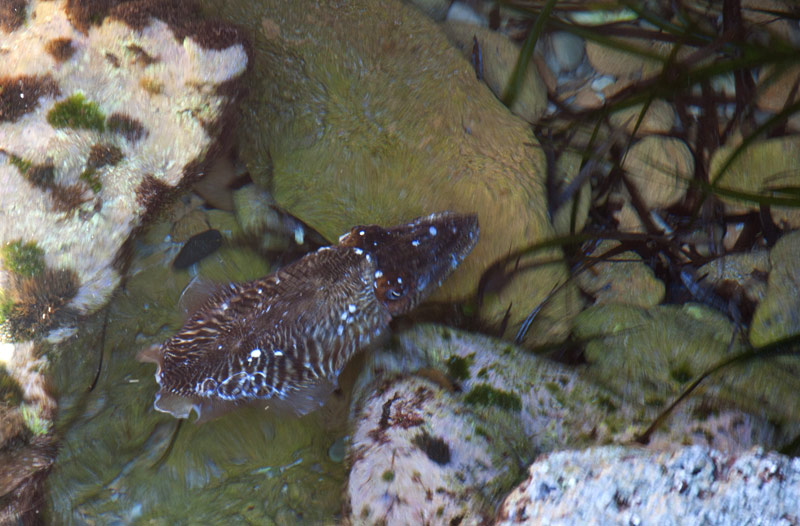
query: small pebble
[
  {"left": 328, "top": 435, "right": 347, "bottom": 463},
  {"left": 172, "top": 229, "right": 223, "bottom": 269}
]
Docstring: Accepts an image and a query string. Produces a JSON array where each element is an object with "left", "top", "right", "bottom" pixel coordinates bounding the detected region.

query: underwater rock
[
  {"left": 709, "top": 137, "right": 800, "bottom": 228},
  {"left": 346, "top": 375, "right": 502, "bottom": 526},
  {"left": 576, "top": 239, "right": 665, "bottom": 307},
  {"left": 199, "top": 0, "right": 577, "bottom": 346},
  {"left": 141, "top": 213, "right": 478, "bottom": 422},
  {"left": 0, "top": 0, "right": 249, "bottom": 344},
  {"left": 750, "top": 230, "right": 800, "bottom": 346},
  {"left": 622, "top": 136, "right": 693, "bottom": 210},
  {"left": 345, "top": 325, "right": 613, "bottom": 524},
  {"left": 574, "top": 303, "right": 800, "bottom": 431},
  {"left": 443, "top": 21, "right": 547, "bottom": 124},
  {"left": 495, "top": 446, "right": 800, "bottom": 526},
  {"left": 346, "top": 323, "right": 786, "bottom": 525}
]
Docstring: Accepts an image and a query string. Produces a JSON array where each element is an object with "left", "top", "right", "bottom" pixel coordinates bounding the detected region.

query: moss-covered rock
[
  {"left": 576, "top": 239, "right": 665, "bottom": 307},
  {"left": 199, "top": 0, "right": 577, "bottom": 345},
  {"left": 574, "top": 303, "right": 800, "bottom": 427},
  {"left": 347, "top": 323, "right": 792, "bottom": 524},
  {"left": 709, "top": 137, "right": 800, "bottom": 228},
  {"left": 1, "top": 0, "right": 250, "bottom": 343},
  {"left": 750, "top": 230, "right": 800, "bottom": 346}
]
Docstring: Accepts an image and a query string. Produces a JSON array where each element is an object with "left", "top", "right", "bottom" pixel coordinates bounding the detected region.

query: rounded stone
[
  {"left": 623, "top": 136, "right": 694, "bottom": 209},
  {"left": 549, "top": 31, "right": 585, "bottom": 73}
]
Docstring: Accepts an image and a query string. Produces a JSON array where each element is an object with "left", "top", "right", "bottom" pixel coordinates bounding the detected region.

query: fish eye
[{"left": 374, "top": 273, "right": 410, "bottom": 303}]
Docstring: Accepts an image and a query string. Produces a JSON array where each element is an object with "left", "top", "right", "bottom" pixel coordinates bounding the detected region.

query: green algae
[
  {"left": 381, "top": 470, "right": 395, "bottom": 482},
  {"left": 0, "top": 294, "right": 13, "bottom": 324},
  {"left": 201, "top": 0, "right": 579, "bottom": 347},
  {"left": 2, "top": 240, "right": 45, "bottom": 277},
  {"left": 0, "top": 367, "right": 23, "bottom": 406},
  {"left": 8, "top": 154, "right": 32, "bottom": 176},
  {"left": 47, "top": 93, "right": 105, "bottom": 132},
  {"left": 574, "top": 303, "right": 800, "bottom": 426},
  {"left": 8, "top": 154, "right": 55, "bottom": 187},
  {"left": 464, "top": 384, "right": 522, "bottom": 411},
  {"left": 20, "top": 404, "right": 50, "bottom": 436},
  {"left": 446, "top": 354, "right": 473, "bottom": 381},
  {"left": 79, "top": 167, "right": 102, "bottom": 193}
]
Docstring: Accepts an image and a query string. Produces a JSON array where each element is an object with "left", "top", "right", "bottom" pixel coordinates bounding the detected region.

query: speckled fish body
[{"left": 139, "top": 212, "right": 479, "bottom": 421}]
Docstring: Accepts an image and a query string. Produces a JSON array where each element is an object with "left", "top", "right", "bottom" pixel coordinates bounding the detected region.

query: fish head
[{"left": 338, "top": 212, "right": 479, "bottom": 316}]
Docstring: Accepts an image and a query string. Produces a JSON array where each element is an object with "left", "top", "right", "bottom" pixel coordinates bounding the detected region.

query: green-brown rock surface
[{"left": 200, "top": 0, "right": 575, "bottom": 344}]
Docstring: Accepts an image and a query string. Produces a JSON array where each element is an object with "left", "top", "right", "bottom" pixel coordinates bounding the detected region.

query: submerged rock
[
  {"left": 200, "top": 0, "right": 577, "bottom": 346},
  {"left": 574, "top": 303, "right": 800, "bottom": 429},
  {"left": 496, "top": 446, "right": 800, "bottom": 526},
  {"left": 443, "top": 21, "right": 547, "bottom": 124},
  {"left": 345, "top": 323, "right": 788, "bottom": 524},
  {"left": 750, "top": 230, "right": 800, "bottom": 346},
  {"left": 0, "top": 0, "right": 249, "bottom": 343}
]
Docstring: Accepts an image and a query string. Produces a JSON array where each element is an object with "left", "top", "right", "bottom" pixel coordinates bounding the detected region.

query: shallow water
[{"left": 45, "top": 227, "right": 349, "bottom": 525}]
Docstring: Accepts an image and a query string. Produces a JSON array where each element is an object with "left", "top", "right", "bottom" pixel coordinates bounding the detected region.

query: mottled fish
[{"left": 139, "top": 212, "right": 479, "bottom": 422}]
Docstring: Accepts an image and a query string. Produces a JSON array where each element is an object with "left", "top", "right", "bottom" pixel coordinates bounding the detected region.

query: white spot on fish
[
  {"left": 359, "top": 230, "right": 365, "bottom": 236},
  {"left": 375, "top": 270, "right": 383, "bottom": 278},
  {"left": 451, "top": 254, "right": 459, "bottom": 268},
  {"left": 397, "top": 276, "right": 403, "bottom": 284},
  {"left": 275, "top": 277, "right": 281, "bottom": 284},
  {"left": 346, "top": 316, "right": 354, "bottom": 324},
  {"left": 250, "top": 348, "right": 262, "bottom": 360},
  {"left": 274, "top": 349, "right": 284, "bottom": 357},
  {"left": 411, "top": 239, "right": 420, "bottom": 247},
  {"left": 354, "top": 248, "right": 364, "bottom": 255},
  {"left": 340, "top": 311, "right": 348, "bottom": 321},
  {"left": 337, "top": 325, "right": 344, "bottom": 336},
  {"left": 294, "top": 226, "right": 304, "bottom": 245},
  {"left": 429, "top": 226, "right": 437, "bottom": 236},
  {"left": 348, "top": 304, "right": 357, "bottom": 313},
  {"left": 221, "top": 302, "right": 229, "bottom": 311}
]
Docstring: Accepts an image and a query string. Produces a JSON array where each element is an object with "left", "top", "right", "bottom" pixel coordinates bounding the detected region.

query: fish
[{"left": 138, "top": 211, "right": 479, "bottom": 422}]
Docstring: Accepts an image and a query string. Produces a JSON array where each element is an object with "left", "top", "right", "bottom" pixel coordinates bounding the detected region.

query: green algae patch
[
  {"left": 2, "top": 240, "right": 45, "bottom": 277},
  {"left": 381, "top": 470, "right": 395, "bottom": 482},
  {"left": 47, "top": 93, "right": 105, "bottom": 132},
  {"left": 446, "top": 354, "right": 473, "bottom": 381},
  {"left": 464, "top": 384, "right": 521, "bottom": 411},
  {"left": 574, "top": 303, "right": 800, "bottom": 426},
  {"left": 0, "top": 367, "right": 24, "bottom": 406},
  {"left": 0, "top": 294, "right": 13, "bottom": 324},
  {"left": 79, "top": 167, "right": 102, "bottom": 193},
  {"left": 8, "top": 154, "right": 32, "bottom": 175},
  {"left": 20, "top": 404, "right": 50, "bottom": 435}
]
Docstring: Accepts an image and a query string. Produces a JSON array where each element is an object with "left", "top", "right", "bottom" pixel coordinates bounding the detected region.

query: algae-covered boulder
[
  {"left": 750, "top": 230, "right": 800, "bottom": 346},
  {"left": 0, "top": 0, "right": 249, "bottom": 345},
  {"left": 345, "top": 324, "right": 788, "bottom": 524},
  {"left": 200, "top": 0, "right": 576, "bottom": 345},
  {"left": 574, "top": 303, "right": 800, "bottom": 427}
]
